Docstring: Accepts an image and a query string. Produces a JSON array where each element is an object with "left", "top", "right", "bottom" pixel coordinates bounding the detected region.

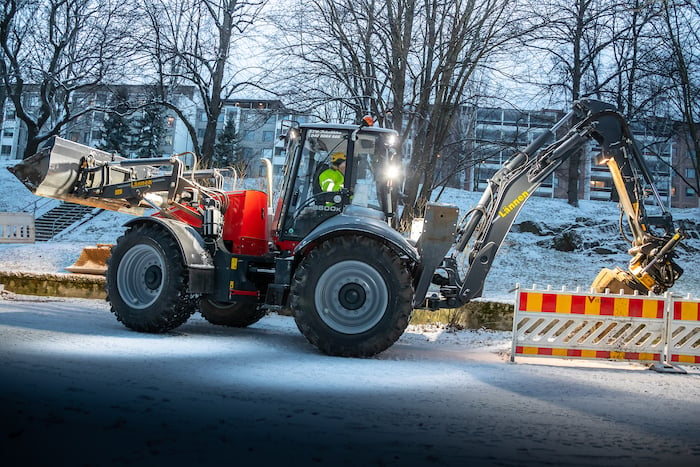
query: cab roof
[{"left": 298, "top": 122, "right": 398, "bottom": 135}]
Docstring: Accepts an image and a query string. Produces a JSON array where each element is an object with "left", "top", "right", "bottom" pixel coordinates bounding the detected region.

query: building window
[
  {"left": 262, "top": 130, "right": 274, "bottom": 142},
  {"left": 686, "top": 187, "right": 696, "bottom": 197},
  {"left": 244, "top": 130, "right": 255, "bottom": 141},
  {"left": 590, "top": 180, "right": 609, "bottom": 191},
  {"left": 478, "top": 108, "right": 501, "bottom": 124},
  {"left": 686, "top": 168, "right": 696, "bottom": 179},
  {"left": 1, "top": 145, "right": 11, "bottom": 156}
]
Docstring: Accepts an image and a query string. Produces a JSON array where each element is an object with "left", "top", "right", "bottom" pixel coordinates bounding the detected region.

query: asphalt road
[{"left": 1, "top": 295, "right": 699, "bottom": 467}]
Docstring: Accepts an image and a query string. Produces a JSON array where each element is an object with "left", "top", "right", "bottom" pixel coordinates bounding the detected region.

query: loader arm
[
  {"left": 418, "top": 99, "right": 685, "bottom": 309},
  {"left": 8, "top": 136, "right": 234, "bottom": 221}
]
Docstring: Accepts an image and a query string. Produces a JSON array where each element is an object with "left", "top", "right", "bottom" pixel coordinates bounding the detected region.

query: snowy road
[{"left": 1, "top": 295, "right": 699, "bottom": 466}]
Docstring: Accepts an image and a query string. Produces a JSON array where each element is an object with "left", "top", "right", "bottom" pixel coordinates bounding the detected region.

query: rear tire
[
  {"left": 200, "top": 299, "right": 266, "bottom": 327},
  {"left": 106, "top": 223, "right": 196, "bottom": 333},
  {"left": 291, "top": 236, "right": 414, "bottom": 357}
]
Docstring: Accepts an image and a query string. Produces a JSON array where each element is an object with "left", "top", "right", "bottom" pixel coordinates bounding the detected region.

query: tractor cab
[{"left": 273, "top": 121, "right": 401, "bottom": 250}]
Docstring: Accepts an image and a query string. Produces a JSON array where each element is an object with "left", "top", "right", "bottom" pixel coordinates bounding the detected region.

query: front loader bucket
[
  {"left": 8, "top": 137, "right": 149, "bottom": 215},
  {"left": 65, "top": 244, "right": 112, "bottom": 275}
]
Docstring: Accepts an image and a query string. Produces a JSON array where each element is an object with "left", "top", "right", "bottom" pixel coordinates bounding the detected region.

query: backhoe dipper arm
[{"left": 426, "top": 99, "right": 684, "bottom": 308}]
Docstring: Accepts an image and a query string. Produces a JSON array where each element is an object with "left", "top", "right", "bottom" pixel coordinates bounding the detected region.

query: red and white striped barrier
[
  {"left": 511, "top": 285, "right": 700, "bottom": 369},
  {"left": 668, "top": 298, "right": 700, "bottom": 365}
]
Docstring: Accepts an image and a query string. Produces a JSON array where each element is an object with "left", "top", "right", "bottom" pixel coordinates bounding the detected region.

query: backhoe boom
[{"left": 419, "top": 99, "right": 685, "bottom": 309}]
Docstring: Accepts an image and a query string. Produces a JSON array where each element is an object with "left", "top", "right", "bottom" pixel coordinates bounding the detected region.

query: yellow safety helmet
[{"left": 331, "top": 152, "right": 346, "bottom": 165}]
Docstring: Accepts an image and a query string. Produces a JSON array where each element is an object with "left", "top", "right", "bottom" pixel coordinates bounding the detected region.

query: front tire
[
  {"left": 291, "top": 236, "right": 414, "bottom": 357},
  {"left": 106, "top": 223, "right": 196, "bottom": 333}
]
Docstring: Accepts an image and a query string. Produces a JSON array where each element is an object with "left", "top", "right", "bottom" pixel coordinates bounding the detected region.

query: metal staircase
[{"left": 34, "top": 202, "right": 97, "bottom": 241}]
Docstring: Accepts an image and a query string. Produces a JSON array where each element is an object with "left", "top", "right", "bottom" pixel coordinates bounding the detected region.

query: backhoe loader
[{"left": 9, "top": 99, "right": 685, "bottom": 357}]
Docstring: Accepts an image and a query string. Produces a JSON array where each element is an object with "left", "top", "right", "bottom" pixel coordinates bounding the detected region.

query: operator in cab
[{"left": 319, "top": 152, "right": 346, "bottom": 192}]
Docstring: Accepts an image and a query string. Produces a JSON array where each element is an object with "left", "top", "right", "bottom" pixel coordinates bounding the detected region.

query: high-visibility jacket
[{"left": 319, "top": 167, "right": 344, "bottom": 192}]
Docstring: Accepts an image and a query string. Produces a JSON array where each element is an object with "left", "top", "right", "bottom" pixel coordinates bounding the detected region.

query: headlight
[{"left": 385, "top": 164, "right": 401, "bottom": 180}]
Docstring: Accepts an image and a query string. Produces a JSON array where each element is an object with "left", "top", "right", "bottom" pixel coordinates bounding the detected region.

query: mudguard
[
  {"left": 294, "top": 206, "right": 419, "bottom": 264},
  {"left": 123, "top": 217, "right": 215, "bottom": 293}
]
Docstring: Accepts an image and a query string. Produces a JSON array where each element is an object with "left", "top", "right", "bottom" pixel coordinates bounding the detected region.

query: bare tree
[
  {"left": 654, "top": 0, "right": 700, "bottom": 196},
  {"left": 518, "top": 0, "right": 623, "bottom": 206},
  {"left": 271, "top": 0, "right": 520, "bottom": 229},
  {"left": 0, "top": 0, "right": 136, "bottom": 159},
  {"left": 398, "top": 0, "right": 525, "bottom": 229},
  {"left": 137, "top": 0, "right": 266, "bottom": 167},
  {"left": 602, "top": 1, "right": 662, "bottom": 118},
  {"left": 265, "top": 0, "right": 391, "bottom": 123}
]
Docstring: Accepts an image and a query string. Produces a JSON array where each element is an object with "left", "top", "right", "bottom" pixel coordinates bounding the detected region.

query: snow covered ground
[
  {"left": 1, "top": 294, "right": 699, "bottom": 466},
  {"left": 1, "top": 159, "right": 700, "bottom": 466}
]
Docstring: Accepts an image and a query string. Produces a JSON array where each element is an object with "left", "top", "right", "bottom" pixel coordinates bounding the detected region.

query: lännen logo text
[{"left": 498, "top": 190, "right": 529, "bottom": 218}]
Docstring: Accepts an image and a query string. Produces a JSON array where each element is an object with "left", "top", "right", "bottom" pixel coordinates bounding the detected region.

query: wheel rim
[
  {"left": 314, "top": 260, "right": 388, "bottom": 334},
  {"left": 117, "top": 243, "right": 165, "bottom": 309}
]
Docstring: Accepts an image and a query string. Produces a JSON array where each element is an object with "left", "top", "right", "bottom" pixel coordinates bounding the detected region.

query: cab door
[{"left": 275, "top": 127, "right": 352, "bottom": 244}]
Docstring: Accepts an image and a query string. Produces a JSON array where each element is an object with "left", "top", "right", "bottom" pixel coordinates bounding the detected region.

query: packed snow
[
  {"left": 2, "top": 294, "right": 700, "bottom": 466},
  {"left": 1, "top": 159, "right": 700, "bottom": 466}
]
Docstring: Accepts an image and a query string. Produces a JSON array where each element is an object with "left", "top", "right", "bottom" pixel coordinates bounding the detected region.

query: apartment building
[
  {"left": 0, "top": 103, "right": 20, "bottom": 159},
  {"left": 207, "top": 99, "right": 310, "bottom": 176},
  {"left": 463, "top": 106, "right": 563, "bottom": 198},
  {"left": 1, "top": 90, "right": 695, "bottom": 208},
  {"left": 459, "top": 106, "right": 697, "bottom": 209},
  {"left": 0, "top": 89, "right": 302, "bottom": 172},
  {"left": 0, "top": 84, "right": 197, "bottom": 160}
]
